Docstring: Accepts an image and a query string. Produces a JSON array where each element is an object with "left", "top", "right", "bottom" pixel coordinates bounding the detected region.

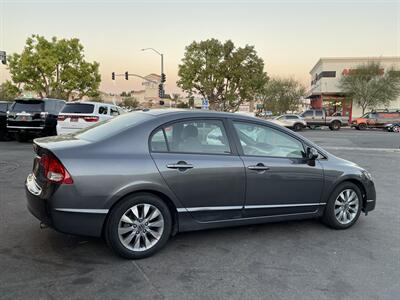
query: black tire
[
  {"left": 358, "top": 123, "right": 367, "bottom": 130},
  {"left": 322, "top": 182, "right": 362, "bottom": 230},
  {"left": 105, "top": 193, "right": 172, "bottom": 259},
  {"left": 293, "top": 123, "right": 303, "bottom": 131},
  {"left": 330, "top": 121, "right": 341, "bottom": 131}
]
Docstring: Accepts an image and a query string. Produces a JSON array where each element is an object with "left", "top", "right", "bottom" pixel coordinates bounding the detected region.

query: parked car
[
  {"left": 300, "top": 109, "right": 349, "bottom": 130},
  {"left": 56, "top": 102, "right": 124, "bottom": 135},
  {"left": 0, "top": 101, "right": 13, "bottom": 140},
  {"left": 26, "top": 109, "right": 376, "bottom": 259},
  {"left": 351, "top": 109, "right": 400, "bottom": 130},
  {"left": 384, "top": 123, "right": 400, "bottom": 133},
  {"left": 7, "top": 98, "right": 65, "bottom": 142},
  {"left": 270, "top": 114, "right": 307, "bottom": 131}
]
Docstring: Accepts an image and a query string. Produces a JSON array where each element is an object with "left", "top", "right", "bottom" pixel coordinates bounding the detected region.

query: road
[{"left": 0, "top": 129, "right": 399, "bottom": 300}]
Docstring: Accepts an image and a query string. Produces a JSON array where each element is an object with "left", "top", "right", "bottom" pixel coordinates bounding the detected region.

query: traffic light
[
  {"left": 161, "top": 73, "right": 166, "bottom": 83},
  {"left": 0, "top": 51, "right": 6, "bottom": 65},
  {"left": 158, "top": 84, "right": 164, "bottom": 98},
  {"left": 125, "top": 71, "right": 129, "bottom": 80},
  {"left": 111, "top": 72, "right": 115, "bottom": 80}
]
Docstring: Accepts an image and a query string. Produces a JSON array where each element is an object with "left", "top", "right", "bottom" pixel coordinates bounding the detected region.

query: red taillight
[
  {"left": 57, "top": 115, "right": 66, "bottom": 121},
  {"left": 83, "top": 116, "right": 99, "bottom": 122},
  {"left": 40, "top": 154, "right": 73, "bottom": 184}
]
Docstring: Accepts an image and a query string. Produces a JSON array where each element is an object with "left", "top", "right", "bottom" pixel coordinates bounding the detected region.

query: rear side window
[
  {"left": 98, "top": 106, "right": 108, "bottom": 115},
  {"left": 302, "top": 111, "right": 313, "bottom": 117},
  {"left": 150, "top": 129, "right": 168, "bottom": 152},
  {"left": 11, "top": 101, "right": 44, "bottom": 112},
  {"left": 315, "top": 111, "right": 323, "bottom": 117},
  {"left": 286, "top": 115, "right": 298, "bottom": 119},
  {"left": 61, "top": 103, "right": 94, "bottom": 114},
  {"left": 151, "top": 119, "right": 231, "bottom": 155}
]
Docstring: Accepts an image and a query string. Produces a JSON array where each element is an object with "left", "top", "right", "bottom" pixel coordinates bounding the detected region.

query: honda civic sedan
[{"left": 26, "top": 109, "right": 376, "bottom": 259}]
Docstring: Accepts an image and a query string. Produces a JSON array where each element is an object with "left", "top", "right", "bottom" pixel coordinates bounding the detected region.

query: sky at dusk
[{"left": 0, "top": 0, "right": 399, "bottom": 96}]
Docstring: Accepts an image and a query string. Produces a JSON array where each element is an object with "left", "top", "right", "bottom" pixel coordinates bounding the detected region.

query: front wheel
[
  {"left": 105, "top": 193, "right": 172, "bottom": 259},
  {"left": 322, "top": 182, "right": 362, "bottom": 229}
]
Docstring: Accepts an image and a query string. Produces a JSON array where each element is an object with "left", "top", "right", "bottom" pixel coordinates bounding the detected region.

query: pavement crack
[{"left": 131, "top": 260, "right": 166, "bottom": 299}]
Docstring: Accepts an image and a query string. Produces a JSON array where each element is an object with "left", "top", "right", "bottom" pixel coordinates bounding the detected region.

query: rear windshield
[
  {"left": 61, "top": 103, "right": 94, "bottom": 114},
  {"left": 11, "top": 101, "right": 44, "bottom": 112},
  {"left": 75, "top": 112, "right": 152, "bottom": 142}
]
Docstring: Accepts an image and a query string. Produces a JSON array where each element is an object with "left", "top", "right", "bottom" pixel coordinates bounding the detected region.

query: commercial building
[{"left": 308, "top": 57, "right": 400, "bottom": 120}]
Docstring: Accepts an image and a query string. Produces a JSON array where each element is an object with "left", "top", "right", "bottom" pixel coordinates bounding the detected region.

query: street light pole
[{"left": 141, "top": 48, "right": 164, "bottom": 79}]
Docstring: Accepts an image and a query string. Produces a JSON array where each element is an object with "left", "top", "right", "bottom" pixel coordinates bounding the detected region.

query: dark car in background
[
  {"left": 0, "top": 101, "right": 13, "bottom": 140},
  {"left": 25, "top": 109, "right": 376, "bottom": 259},
  {"left": 7, "top": 98, "right": 65, "bottom": 142}
]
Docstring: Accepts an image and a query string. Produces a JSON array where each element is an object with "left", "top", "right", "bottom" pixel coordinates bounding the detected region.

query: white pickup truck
[{"left": 300, "top": 109, "right": 349, "bottom": 130}]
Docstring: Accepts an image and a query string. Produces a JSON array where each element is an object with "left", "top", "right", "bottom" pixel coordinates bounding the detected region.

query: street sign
[{"left": 201, "top": 99, "right": 209, "bottom": 110}]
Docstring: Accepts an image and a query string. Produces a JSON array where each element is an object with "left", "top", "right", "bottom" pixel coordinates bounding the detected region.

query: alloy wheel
[
  {"left": 118, "top": 203, "right": 164, "bottom": 252},
  {"left": 334, "top": 189, "right": 359, "bottom": 225}
]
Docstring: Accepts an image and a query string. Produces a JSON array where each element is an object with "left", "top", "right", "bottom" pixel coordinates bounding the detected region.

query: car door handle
[
  {"left": 166, "top": 162, "right": 194, "bottom": 169},
  {"left": 248, "top": 164, "right": 270, "bottom": 171}
]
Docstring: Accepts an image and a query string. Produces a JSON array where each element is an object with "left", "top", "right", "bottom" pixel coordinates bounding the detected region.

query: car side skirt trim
[
  {"left": 177, "top": 203, "right": 326, "bottom": 213},
  {"left": 54, "top": 208, "right": 109, "bottom": 214}
]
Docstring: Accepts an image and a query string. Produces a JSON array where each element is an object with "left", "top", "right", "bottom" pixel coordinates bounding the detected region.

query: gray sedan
[{"left": 26, "top": 109, "right": 376, "bottom": 259}]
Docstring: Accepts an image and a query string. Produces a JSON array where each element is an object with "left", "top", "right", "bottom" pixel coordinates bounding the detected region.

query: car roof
[
  {"left": 142, "top": 108, "right": 262, "bottom": 120},
  {"left": 66, "top": 101, "right": 119, "bottom": 107}
]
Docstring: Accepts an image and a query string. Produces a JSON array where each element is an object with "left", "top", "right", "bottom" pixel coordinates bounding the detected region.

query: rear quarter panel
[{"left": 48, "top": 121, "right": 184, "bottom": 211}]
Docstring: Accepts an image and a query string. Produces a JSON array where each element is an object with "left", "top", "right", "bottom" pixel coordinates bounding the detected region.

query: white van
[{"left": 57, "top": 102, "right": 124, "bottom": 135}]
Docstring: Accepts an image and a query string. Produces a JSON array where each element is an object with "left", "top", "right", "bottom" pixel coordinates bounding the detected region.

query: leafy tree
[
  {"left": 122, "top": 97, "right": 139, "bottom": 108},
  {"left": 171, "top": 93, "right": 180, "bottom": 107},
  {"left": 8, "top": 35, "right": 101, "bottom": 100},
  {"left": 0, "top": 81, "right": 20, "bottom": 100},
  {"left": 120, "top": 91, "right": 132, "bottom": 97},
  {"left": 177, "top": 101, "right": 189, "bottom": 108},
  {"left": 260, "top": 78, "right": 305, "bottom": 114},
  {"left": 339, "top": 62, "right": 400, "bottom": 114},
  {"left": 177, "top": 39, "right": 268, "bottom": 111}
]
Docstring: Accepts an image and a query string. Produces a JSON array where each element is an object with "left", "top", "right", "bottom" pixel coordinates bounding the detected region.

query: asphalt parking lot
[{"left": 0, "top": 128, "right": 399, "bottom": 300}]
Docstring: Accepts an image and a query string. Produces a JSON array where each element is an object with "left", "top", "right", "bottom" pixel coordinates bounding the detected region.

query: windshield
[
  {"left": 61, "top": 103, "right": 94, "bottom": 114},
  {"left": 362, "top": 113, "right": 370, "bottom": 118},
  {"left": 11, "top": 101, "right": 44, "bottom": 113},
  {"left": 75, "top": 111, "right": 152, "bottom": 142}
]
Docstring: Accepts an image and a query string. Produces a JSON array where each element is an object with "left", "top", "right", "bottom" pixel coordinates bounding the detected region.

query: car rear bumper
[{"left": 25, "top": 174, "right": 107, "bottom": 237}]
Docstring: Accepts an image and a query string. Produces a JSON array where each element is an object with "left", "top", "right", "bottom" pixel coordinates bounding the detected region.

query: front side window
[
  {"left": 151, "top": 119, "right": 231, "bottom": 154},
  {"left": 110, "top": 107, "right": 119, "bottom": 116},
  {"left": 233, "top": 122, "right": 304, "bottom": 158}
]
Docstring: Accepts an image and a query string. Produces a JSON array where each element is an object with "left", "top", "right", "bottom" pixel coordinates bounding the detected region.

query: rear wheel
[
  {"left": 329, "top": 121, "right": 341, "bottom": 131},
  {"left": 393, "top": 125, "right": 400, "bottom": 133},
  {"left": 358, "top": 123, "right": 367, "bottom": 130},
  {"left": 105, "top": 193, "right": 172, "bottom": 259},
  {"left": 293, "top": 123, "right": 303, "bottom": 131},
  {"left": 322, "top": 182, "right": 362, "bottom": 229}
]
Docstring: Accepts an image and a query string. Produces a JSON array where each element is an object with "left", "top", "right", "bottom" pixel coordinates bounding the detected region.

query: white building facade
[{"left": 308, "top": 57, "right": 400, "bottom": 120}]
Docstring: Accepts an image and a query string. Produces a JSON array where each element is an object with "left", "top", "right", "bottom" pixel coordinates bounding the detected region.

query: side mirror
[{"left": 306, "top": 147, "right": 318, "bottom": 160}]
